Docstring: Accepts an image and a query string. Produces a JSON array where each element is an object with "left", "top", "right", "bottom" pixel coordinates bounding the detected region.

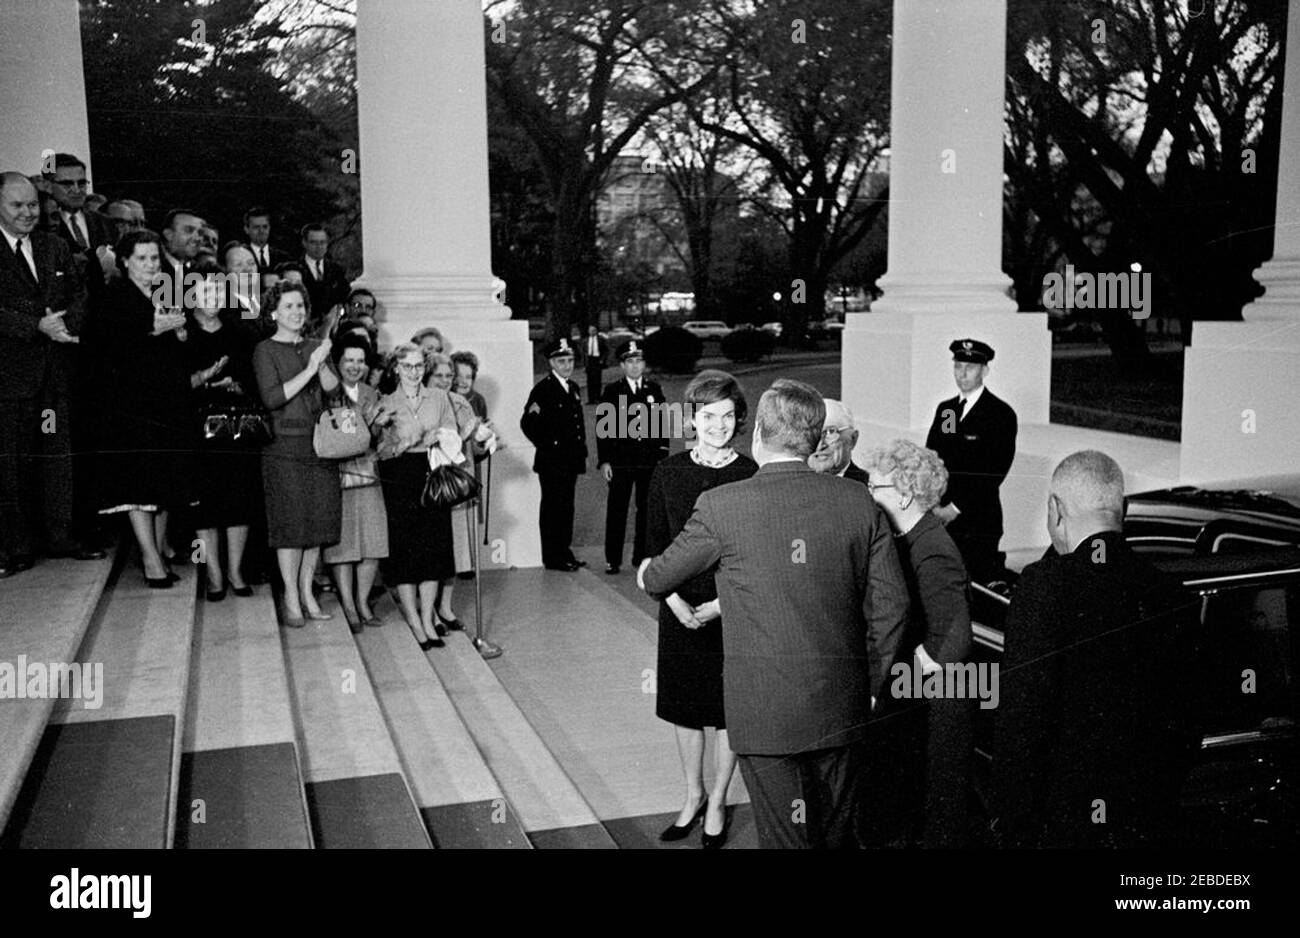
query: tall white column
[
  {"left": 1181, "top": 0, "right": 1300, "bottom": 481},
  {"left": 843, "top": 0, "right": 1050, "bottom": 553},
  {"left": 0, "top": 0, "right": 92, "bottom": 176},
  {"left": 354, "top": 0, "right": 541, "bottom": 567}
]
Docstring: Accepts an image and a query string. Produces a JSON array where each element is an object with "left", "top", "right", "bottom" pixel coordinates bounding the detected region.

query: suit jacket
[
  {"left": 595, "top": 376, "right": 670, "bottom": 470},
  {"left": 53, "top": 210, "right": 115, "bottom": 306},
  {"left": 580, "top": 335, "right": 609, "bottom": 369},
  {"left": 990, "top": 531, "right": 1201, "bottom": 848},
  {"left": 643, "top": 460, "right": 910, "bottom": 755},
  {"left": 249, "top": 243, "right": 290, "bottom": 274},
  {"left": 844, "top": 461, "right": 870, "bottom": 486},
  {"left": 0, "top": 230, "right": 87, "bottom": 401},
  {"left": 895, "top": 512, "right": 971, "bottom": 664},
  {"left": 300, "top": 256, "right": 351, "bottom": 320},
  {"left": 520, "top": 372, "right": 588, "bottom": 475},
  {"left": 924, "top": 388, "right": 1017, "bottom": 538}
]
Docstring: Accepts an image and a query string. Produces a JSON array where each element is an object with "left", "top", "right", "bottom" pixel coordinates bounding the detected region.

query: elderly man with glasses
[{"left": 808, "top": 398, "right": 869, "bottom": 485}]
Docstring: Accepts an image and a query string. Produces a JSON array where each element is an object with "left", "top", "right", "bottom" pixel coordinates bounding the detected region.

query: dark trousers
[
  {"left": 738, "top": 742, "right": 867, "bottom": 849},
  {"left": 585, "top": 361, "right": 603, "bottom": 404},
  {"left": 604, "top": 465, "right": 652, "bottom": 566},
  {"left": 948, "top": 526, "right": 1005, "bottom": 585},
  {"left": 0, "top": 390, "right": 74, "bottom": 562},
  {"left": 538, "top": 469, "right": 578, "bottom": 566}
]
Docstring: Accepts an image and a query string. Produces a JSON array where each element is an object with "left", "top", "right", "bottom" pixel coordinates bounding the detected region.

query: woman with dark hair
[
  {"left": 450, "top": 350, "right": 488, "bottom": 420},
  {"left": 861, "top": 438, "right": 974, "bottom": 849},
  {"left": 184, "top": 259, "right": 261, "bottom": 600},
  {"left": 94, "top": 229, "right": 195, "bottom": 587},
  {"left": 252, "top": 281, "right": 341, "bottom": 627},
  {"left": 645, "top": 369, "right": 757, "bottom": 848},
  {"left": 324, "top": 333, "right": 389, "bottom": 633}
]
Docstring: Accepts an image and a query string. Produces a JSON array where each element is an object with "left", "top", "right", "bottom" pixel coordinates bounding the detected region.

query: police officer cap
[
  {"left": 618, "top": 340, "right": 644, "bottom": 361},
  {"left": 950, "top": 338, "right": 994, "bottom": 364},
  {"left": 544, "top": 337, "right": 576, "bottom": 359}
]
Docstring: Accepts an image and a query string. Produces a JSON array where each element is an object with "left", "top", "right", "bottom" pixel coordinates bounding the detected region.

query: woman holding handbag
[
  {"left": 376, "top": 343, "right": 461, "bottom": 650},
  {"left": 323, "top": 334, "right": 389, "bottom": 634},
  {"left": 252, "top": 282, "right": 341, "bottom": 628}
]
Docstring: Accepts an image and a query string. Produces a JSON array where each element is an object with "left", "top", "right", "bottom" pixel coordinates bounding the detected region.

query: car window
[{"left": 1196, "top": 580, "right": 1298, "bottom": 737}]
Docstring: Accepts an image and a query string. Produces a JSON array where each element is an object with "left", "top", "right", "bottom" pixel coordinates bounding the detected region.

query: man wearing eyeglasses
[{"left": 808, "top": 398, "right": 869, "bottom": 485}]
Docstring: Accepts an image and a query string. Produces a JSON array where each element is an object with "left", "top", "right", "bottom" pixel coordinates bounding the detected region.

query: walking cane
[
  {"left": 481, "top": 452, "right": 493, "bottom": 545},
  {"left": 468, "top": 459, "right": 502, "bottom": 659}
]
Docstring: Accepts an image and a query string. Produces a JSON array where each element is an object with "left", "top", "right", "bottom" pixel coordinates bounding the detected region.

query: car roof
[{"left": 1129, "top": 475, "right": 1300, "bottom": 519}]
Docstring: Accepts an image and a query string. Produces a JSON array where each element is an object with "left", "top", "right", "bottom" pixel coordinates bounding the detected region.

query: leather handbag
[
  {"left": 421, "top": 435, "right": 480, "bottom": 509},
  {"left": 313, "top": 403, "right": 370, "bottom": 459}
]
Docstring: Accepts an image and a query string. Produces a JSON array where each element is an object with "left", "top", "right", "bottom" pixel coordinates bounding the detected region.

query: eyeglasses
[
  {"left": 866, "top": 482, "right": 895, "bottom": 494},
  {"left": 54, "top": 179, "right": 90, "bottom": 190},
  {"left": 397, "top": 362, "right": 425, "bottom": 371},
  {"left": 822, "top": 426, "right": 848, "bottom": 439}
]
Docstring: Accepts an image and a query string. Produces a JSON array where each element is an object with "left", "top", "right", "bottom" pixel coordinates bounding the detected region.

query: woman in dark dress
[
  {"left": 94, "top": 230, "right": 194, "bottom": 587},
  {"left": 645, "top": 370, "right": 756, "bottom": 848},
  {"left": 184, "top": 260, "right": 261, "bottom": 601},
  {"left": 862, "top": 438, "right": 975, "bottom": 849},
  {"left": 252, "top": 282, "right": 341, "bottom": 627}
]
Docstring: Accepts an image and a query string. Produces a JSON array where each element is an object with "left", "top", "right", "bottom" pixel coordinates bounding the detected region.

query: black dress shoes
[
  {"left": 701, "top": 809, "right": 730, "bottom": 850},
  {"left": 544, "top": 560, "right": 584, "bottom": 572},
  {"left": 231, "top": 585, "right": 254, "bottom": 597},
  {"left": 659, "top": 801, "right": 707, "bottom": 842},
  {"left": 605, "top": 563, "right": 620, "bottom": 575}
]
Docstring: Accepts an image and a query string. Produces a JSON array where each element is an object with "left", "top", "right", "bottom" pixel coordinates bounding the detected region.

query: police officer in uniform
[
  {"left": 597, "top": 340, "right": 669, "bottom": 574},
  {"left": 924, "top": 339, "right": 1017, "bottom": 585},
  {"left": 521, "top": 337, "right": 588, "bottom": 571}
]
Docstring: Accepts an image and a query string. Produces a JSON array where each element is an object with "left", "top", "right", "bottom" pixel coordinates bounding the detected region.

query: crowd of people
[{"left": 0, "top": 156, "right": 496, "bottom": 650}]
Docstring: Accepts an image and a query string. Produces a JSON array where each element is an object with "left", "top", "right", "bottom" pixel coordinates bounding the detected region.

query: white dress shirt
[{"left": 2, "top": 228, "right": 39, "bottom": 282}]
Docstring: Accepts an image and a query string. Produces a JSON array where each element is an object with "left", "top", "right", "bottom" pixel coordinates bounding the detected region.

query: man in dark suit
[
  {"left": 990, "top": 450, "right": 1200, "bottom": 848},
  {"left": 640, "top": 379, "right": 910, "bottom": 848},
  {"left": 160, "top": 208, "right": 203, "bottom": 303},
  {"left": 299, "top": 223, "right": 351, "bottom": 327},
  {"left": 521, "top": 337, "right": 589, "bottom": 571},
  {"left": 581, "top": 325, "right": 609, "bottom": 405},
  {"left": 924, "top": 338, "right": 1017, "bottom": 584},
  {"left": 42, "top": 154, "right": 115, "bottom": 285},
  {"left": 596, "top": 340, "right": 669, "bottom": 574},
  {"left": 809, "top": 398, "right": 869, "bottom": 485},
  {"left": 243, "top": 206, "right": 289, "bottom": 273},
  {"left": 0, "top": 172, "right": 101, "bottom": 577}
]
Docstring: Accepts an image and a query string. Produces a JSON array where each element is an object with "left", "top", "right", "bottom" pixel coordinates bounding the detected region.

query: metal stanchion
[{"left": 469, "top": 453, "right": 501, "bottom": 659}]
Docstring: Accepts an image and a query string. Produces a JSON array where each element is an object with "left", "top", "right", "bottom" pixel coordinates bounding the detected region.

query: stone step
[
  {"left": 175, "top": 585, "right": 312, "bottom": 849},
  {"left": 1, "top": 558, "right": 198, "bottom": 849}
]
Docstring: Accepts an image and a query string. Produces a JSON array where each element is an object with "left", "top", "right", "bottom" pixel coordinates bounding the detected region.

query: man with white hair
[
  {"left": 990, "top": 450, "right": 1200, "bottom": 848},
  {"left": 809, "top": 398, "right": 869, "bottom": 484}
]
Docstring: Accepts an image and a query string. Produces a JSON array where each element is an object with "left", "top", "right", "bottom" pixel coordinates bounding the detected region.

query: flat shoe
[
  {"left": 418, "top": 637, "right": 444, "bottom": 651},
  {"left": 146, "top": 576, "right": 174, "bottom": 589},
  {"left": 231, "top": 584, "right": 253, "bottom": 597},
  {"left": 206, "top": 587, "right": 227, "bottom": 602}
]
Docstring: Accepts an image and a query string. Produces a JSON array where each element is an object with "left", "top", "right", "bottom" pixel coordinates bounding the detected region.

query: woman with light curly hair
[{"left": 860, "top": 438, "right": 974, "bottom": 848}]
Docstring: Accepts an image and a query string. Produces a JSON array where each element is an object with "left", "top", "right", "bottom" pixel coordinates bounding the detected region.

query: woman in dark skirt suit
[
  {"left": 184, "top": 260, "right": 261, "bottom": 600},
  {"left": 862, "top": 438, "right": 975, "bottom": 848},
  {"left": 252, "top": 282, "right": 341, "bottom": 627},
  {"left": 374, "top": 342, "right": 461, "bottom": 651},
  {"left": 644, "top": 370, "right": 756, "bottom": 848},
  {"left": 93, "top": 230, "right": 195, "bottom": 587}
]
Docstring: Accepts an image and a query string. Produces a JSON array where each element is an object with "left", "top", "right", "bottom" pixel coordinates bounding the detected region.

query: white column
[
  {"left": 842, "top": 0, "right": 1050, "bottom": 556},
  {"left": 1181, "top": 0, "right": 1300, "bottom": 481},
  {"left": 354, "top": 0, "right": 541, "bottom": 567},
  {"left": 0, "top": 0, "right": 92, "bottom": 177}
]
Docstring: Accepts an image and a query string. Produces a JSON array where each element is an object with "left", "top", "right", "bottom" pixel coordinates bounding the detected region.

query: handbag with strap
[
  {"left": 314, "top": 401, "right": 370, "bottom": 459},
  {"left": 421, "top": 432, "right": 480, "bottom": 509},
  {"left": 200, "top": 391, "right": 273, "bottom": 448},
  {"left": 340, "top": 451, "right": 379, "bottom": 490}
]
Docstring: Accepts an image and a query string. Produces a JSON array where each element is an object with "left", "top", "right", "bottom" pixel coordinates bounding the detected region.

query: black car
[{"left": 968, "top": 477, "right": 1300, "bottom": 848}]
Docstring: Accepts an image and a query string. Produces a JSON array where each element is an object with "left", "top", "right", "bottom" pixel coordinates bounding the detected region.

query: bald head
[
  {"left": 0, "top": 172, "right": 39, "bottom": 238},
  {"left": 1047, "top": 449, "right": 1125, "bottom": 552}
]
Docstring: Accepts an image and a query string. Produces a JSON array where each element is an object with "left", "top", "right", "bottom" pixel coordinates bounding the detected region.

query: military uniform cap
[
  {"left": 618, "top": 340, "right": 644, "bottom": 361},
  {"left": 544, "top": 337, "right": 576, "bottom": 359},
  {"left": 949, "top": 338, "right": 994, "bottom": 364}
]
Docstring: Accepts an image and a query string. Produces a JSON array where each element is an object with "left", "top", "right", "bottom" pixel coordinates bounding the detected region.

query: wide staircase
[{"left": 0, "top": 544, "right": 752, "bottom": 849}]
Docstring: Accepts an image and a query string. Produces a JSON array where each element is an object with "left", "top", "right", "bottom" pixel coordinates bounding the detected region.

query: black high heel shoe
[
  {"left": 700, "top": 806, "right": 730, "bottom": 850},
  {"left": 146, "top": 575, "right": 175, "bottom": 589},
  {"left": 659, "top": 800, "right": 707, "bottom": 842}
]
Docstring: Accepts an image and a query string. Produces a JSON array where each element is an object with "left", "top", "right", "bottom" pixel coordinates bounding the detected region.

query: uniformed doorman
[
  {"left": 521, "top": 337, "right": 589, "bottom": 571},
  {"left": 924, "top": 338, "right": 1018, "bottom": 584},
  {"left": 596, "top": 340, "right": 669, "bottom": 574}
]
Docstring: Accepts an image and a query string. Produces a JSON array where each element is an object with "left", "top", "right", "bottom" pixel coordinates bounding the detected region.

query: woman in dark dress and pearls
[
  {"left": 94, "top": 230, "right": 195, "bottom": 587},
  {"left": 252, "top": 282, "right": 341, "bottom": 627},
  {"left": 644, "top": 370, "right": 756, "bottom": 848},
  {"left": 184, "top": 260, "right": 261, "bottom": 600}
]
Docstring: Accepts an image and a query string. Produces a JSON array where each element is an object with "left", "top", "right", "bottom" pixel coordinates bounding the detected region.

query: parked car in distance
[
  {"left": 967, "top": 476, "right": 1300, "bottom": 849},
  {"left": 760, "top": 322, "right": 783, "bottom": 338},
  {"left": 682, "top": 320, "right": 734, "bottom": 340}
]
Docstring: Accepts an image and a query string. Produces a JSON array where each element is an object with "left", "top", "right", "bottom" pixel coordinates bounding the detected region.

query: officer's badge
[{"left": 528, "top": 403, "right": 540, "bottom": 414}]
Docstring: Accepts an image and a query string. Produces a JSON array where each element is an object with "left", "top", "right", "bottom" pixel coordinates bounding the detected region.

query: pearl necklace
[{"left": 690, "top": 446, "right": 736, "bottom": 469}]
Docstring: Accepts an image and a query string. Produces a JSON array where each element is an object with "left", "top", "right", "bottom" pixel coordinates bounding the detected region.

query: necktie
[
  {"left": 258, "top": 247, "right": 267, "bottom": 267},
  {"left": 69, "top": 214, "right": 88, "bottom": 249},
  {"left": 956, "top": 397, "right": 967, "bottom": 421},
  {"left": 13, "top": 238, "right": 37, "bottom": 285},
  {"left": 315, "top": 260, "right": 323, "bottom": 280}
]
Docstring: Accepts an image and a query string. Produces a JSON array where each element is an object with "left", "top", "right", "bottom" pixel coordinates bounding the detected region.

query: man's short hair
[
  {"left": 162, "top": 208, "right": 201, "bottom": 232},
  {"left": 1051, "top": 450, "right": 1125, "bottom": 519},
  {"left": 243, "top": 206, "right": 270, "bottom": 225},
  {"left": 0, "top": 170, "right": 33, "bottom": 190},
  {"left": 300, "top": 222, "right": 327, "bottom": 240},
  {"left": 42, "top": 153, "right": 86, "bottom": 179},
  {"left": 274, "top": 259, "right": 306, "bottom": 277},
  {"left": 755, "top": 378, "right": 825, "bottom": 458}
]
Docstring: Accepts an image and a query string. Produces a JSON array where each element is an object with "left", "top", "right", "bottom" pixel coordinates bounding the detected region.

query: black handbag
[
  {"left": 200, "top": 394, "right": 273, "bottom": 448},
  {"left": 421, "top": 463, "right": 480, "bottom": 509}
]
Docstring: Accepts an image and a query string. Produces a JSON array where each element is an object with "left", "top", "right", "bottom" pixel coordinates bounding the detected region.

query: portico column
[
  {"left": 1180, "top": 0, "right": 1300, "bottom": 480},
  {"left": 842, "top": 0, "right": 1049, "bottom": 554},
  {"left": 354, "top": 0, "right": 541, "bottom": 567},
  {"left": 0, "top": 0, "right": 92, "bottom": 176}
]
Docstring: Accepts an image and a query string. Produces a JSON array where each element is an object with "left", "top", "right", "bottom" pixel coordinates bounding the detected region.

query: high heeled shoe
[
  {"left": 145, "top": 575, "right": 175, "bottom": 589},
  {"left": 659, "top": 799, "right": 707, "bottom": 842},
  {"left": 700, "top": 807, "right": 730, "bottom": 850},
  {"left": 343, "top": 610, "right": 364, "bottom": 635}
]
